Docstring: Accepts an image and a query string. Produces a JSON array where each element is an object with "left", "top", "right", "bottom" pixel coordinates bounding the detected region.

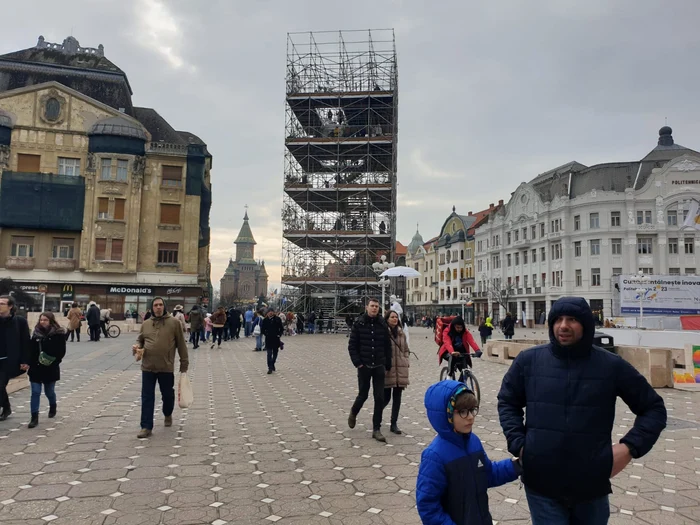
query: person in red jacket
[{"left": 438, "top": 316, "right": 482, "bottom": 377}]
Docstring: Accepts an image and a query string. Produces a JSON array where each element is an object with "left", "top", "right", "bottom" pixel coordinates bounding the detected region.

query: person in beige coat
[
  {"left": 383, "top": 309, "right": 410, "bottom": 435},
  {"left": 66, "top": 303, "right": 83, "bottom": 342}
]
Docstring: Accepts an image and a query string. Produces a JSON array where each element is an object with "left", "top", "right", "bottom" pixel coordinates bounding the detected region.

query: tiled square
[
  {"left": 56, "top": 496, "right": 70, "bottom": 502},
  {"left": 210, "top": 502, "right": 224, "bottom": 508},
  {"left": 265, "top": 516, "right": 282, "bottom": 523},
  {"left": 367, "top": 507, "right": 382, "bottom": 514},
  {"left": 41, "top": 515, "right": 58, "bottom": 522}
]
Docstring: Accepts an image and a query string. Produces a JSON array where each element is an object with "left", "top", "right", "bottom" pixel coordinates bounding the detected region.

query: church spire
[{"left": 234, "top": 207, "right": 257, "bottom": 264}]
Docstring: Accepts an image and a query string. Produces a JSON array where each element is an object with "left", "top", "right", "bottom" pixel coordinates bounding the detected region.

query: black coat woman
[{"left": 28, "top": 312, "right": 66, "bottom": 428}]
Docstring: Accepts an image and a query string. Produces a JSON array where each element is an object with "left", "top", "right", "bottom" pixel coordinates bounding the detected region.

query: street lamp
[
  {"left": 635, "top": 270, "right": 651, "bottom": 328},
  {"left": 372, "top": 255, "right": 394, "bottom": 315},
  {"left": 459, "top": 289, "right": 471, "bottom": 322}
]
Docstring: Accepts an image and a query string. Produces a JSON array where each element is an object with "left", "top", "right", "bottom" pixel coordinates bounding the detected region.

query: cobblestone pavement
[{"left": 0, "top": 327, "right": 699, "bottom": 524}]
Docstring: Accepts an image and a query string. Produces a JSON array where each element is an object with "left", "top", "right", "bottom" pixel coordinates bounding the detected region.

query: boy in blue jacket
[{"left": 417, "top": 380, "right": 521, "bottom": 524}]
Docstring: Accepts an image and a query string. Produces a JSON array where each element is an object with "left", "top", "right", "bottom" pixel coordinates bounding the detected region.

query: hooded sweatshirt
[
  {"left": 417, "top": 380, "right": 518, "bottom": 525},
  {"left": 497, "top": 297, "right": 667, "bottom": 504}
]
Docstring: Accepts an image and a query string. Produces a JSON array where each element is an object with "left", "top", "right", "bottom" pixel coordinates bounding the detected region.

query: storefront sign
[
  {"left": 619, "top": 274, "right": 700, "bottom": 315},
  {"left": 108, "top": 286, "right": 153, "bottom": 295},
  {"left": 19, "top": 284, "right": 48, "bottom": 293},
  {"left": 166, "top": 287, "right": 183, "bottom": 295},
  {"left": 61, "top": 284, "right": 74, "bottom": 300}
]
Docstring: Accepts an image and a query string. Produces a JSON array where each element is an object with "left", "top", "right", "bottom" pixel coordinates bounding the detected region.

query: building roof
[
  {"left": 467, "top": 202, "right": 504, "bottom": 236},
  {"left": 235, "top": 210, "right": 257, "bottom": 245},
  {"left": 395, "top": 241, "right": 407, "bottom": 256},
  {"left": 132, "top": 107, "right": 186, "bottom": 144},
  {"left": 407, "top": 226, "right": 424, "bottom": 255},
  {"left": 0, "top": 36, "right": 133, "bottom": 113},
  {"left": 89, "top": 115, "right": 148, "bottom": 140}
]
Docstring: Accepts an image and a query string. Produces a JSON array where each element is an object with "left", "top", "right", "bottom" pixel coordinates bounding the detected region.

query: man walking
[
  {"left": 133, "top": 298, "right": 188, "bottom": 438},
  {"left": 497, "top": 297, "right": 667, "bottom": 525},
  {"left": 188, "top": 305, "right": 203, "bottom": 348},
  {"left": 261, "top": 307, "right": 284, "bottom": 374},
  {"left": 348, "top": 297, "right": 392, "bottom": 442},
  {"left": 86, "top": 302, "right": 101, "bottom": 341},
  {"left": 244, "top": 306, "right": 254, "bottom": 337},
  {"left": 0, "top": 296, "right": 30, "bottom": 421}
]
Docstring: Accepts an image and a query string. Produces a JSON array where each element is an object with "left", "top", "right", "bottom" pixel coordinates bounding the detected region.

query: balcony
[
  {"left": 48, "top": 258, "right": 77, "bottom": 271},
  {"left": 5, "top": 256, "right": 35, "bottom": 270},
  {"left": 547, "top": 231, "right": 562, "bottom": 239},
  {"left": 637, "top": 223, "right": 657, "bottom": 232},
  {"left": 514, "top": 239, "right": 530, "bottom": 248}
]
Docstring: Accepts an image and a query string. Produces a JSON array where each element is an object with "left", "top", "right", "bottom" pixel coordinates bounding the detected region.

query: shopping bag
[
  {"left": 253, "top": 324, "right": 261, "bottom": 336},
  {"left": 178, "top": 373, "right": 194, "bottom": 409}
]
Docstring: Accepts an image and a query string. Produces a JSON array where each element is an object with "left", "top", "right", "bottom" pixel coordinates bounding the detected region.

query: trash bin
[{"left": 593, "top": 331, "right": 614, "bottom": 352}]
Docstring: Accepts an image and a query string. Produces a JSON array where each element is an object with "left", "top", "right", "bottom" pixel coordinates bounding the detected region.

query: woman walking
[
  {"left": 28, "top": 312, "right": 66, "bottom": 428},
  {"left": 383, "top": 310, "right": 410, "bottom": 435},
  {"left": 210, "top": 306, "right": 227, "bottom": 349},
  {"left": 66, "top": 302, "right": 82, "bottom": 342},
  {"left": 501, "top": 312, "right": 515, "bottom": 340}
]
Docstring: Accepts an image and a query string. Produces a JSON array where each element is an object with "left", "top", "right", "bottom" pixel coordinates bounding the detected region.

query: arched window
[
  {"left": 460, "top": 249, "right": 464, "bottom": 260},
  {"left": 446, "top": 251, "right": 451, "bottom": 263}
]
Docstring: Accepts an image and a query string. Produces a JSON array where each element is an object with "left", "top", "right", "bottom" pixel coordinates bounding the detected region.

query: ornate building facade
[
  {"left": 220, "top": 211, "right": 268, "bottom": 301},
  {"left": 0, "top": 36, "right": 212, "bottom": 317}
]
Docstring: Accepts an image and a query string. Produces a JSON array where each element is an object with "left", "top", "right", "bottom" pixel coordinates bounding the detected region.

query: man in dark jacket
[
  {"left": 228, "top": 308, "right": 241, "bottom": 339},
  {"left": 85, "top": 302, "right": 101, "bottom": 342},
  {"left": 497, "top": 297, "right": 667, "bottom": 524},
  {"left": 0, "top": 295, "right": 30, "bottom": 420},
  {"left": 261, "top": 307, "right": 284, "bottom": 374},
  {"left": 348, "top": 297, "right": 392, "bottom": 442}
]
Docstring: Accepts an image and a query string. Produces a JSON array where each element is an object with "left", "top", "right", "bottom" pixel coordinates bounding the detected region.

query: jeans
[
  {"left": 245, "top": 321, "right": 253, "bottom": 337},
  {"left": 233, "top": 324, "right": 241, "bottom": 338},
  {"left": 351, "top": 365, "right": 386, "bottom": 430},
  {"left": 30, "top": 381, "right": 56, "bottom": 413},
  {"left": 505, "top": 334, "right": 514, "bottom": 340},
  {"left": 191, "top": 330, "right": 200, "bottom": 348},
  {"left": 383, "top": 386, "right": 403, "bottom": 425},
  {"left": 525, "top": 488, "right": 610, "bottom": 525},
  {"left": 211, "top": 327, "right": 223, "bottom": 346},
  {"left": 223, "top": 325, "right": 230, "bottom": 340},
  {"left": 89, "top": 324, "right": 100, "bottom": 341},
  {"left": 307, "top": 322, "right": 315, "bottom": 334},
  {"left": 100, "top": 320, "right": 108, "bottom": 337},
  {"left": 266, "top": 342, "right": 280, "bottom": 371},
  {"left": 0, "top": 361, "right": 10, "bottom": 411},
  {"left": 140, "top": 371, "right": 175, "bottom": 431},
  {"left": 67, "top": 325, "right": 81, "bottom": 342}
]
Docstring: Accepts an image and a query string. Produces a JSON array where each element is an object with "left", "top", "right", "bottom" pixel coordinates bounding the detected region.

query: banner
[{"left": 619, "top": 275, "right": 700, "bottom": 315}]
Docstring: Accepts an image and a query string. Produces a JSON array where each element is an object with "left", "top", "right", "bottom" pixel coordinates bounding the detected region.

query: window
[
  {"left": 477, "top": 241, "right": 483, "bottom": 252},
  {"left": 523, "top": 250, "right": 528, "bottom": 264},
  {"left": 495, "top": 236, "right": 500, "bottom": 247},
  {"left": 52, "top": 238, "right": 74, "bottom": 259},
  {"left": 440, "top": 254, "right": 446, "bottom": 265},
  {"left": 460, "top": 268, "right": 464, "bottom": 279},
  {"left": 637, "top": 210, "right": 652, "bottom": 225},
  {"left": 540, "top": 223, "right": 545, "bottom": 237},
  {"left": 591, "top": 268, "right": 601, "bottom": 287},
  {"left": 162, "top": 165, "right": 183, "bottom": 187},
  {"left": 611, "top": 211, "right": 621, "bottom": 227},
  {"left": 430, "top": 260, "right": 433, "bottom": 269},
  {"left": 95, "top": 238, "right": 107, "bottom": 261},
  {"left": 589, "top": 213, "right": 599, "bottom": 229},
  {"left": 637, "top": 237, "right": 653, "bottom": 254},
  {"left": 531, "top": 249, "right": 537, "bottom": 263},
  {"left": 574, "top": 241, "right": 581, "bottom": 257},
  {"left": 612, "top": 268, "right": 623, "bottom": 275},
  {"left": 685, "top": 237, "right": 695, "bottom": 254},
  {"left": 100, "top": 158, "right": 112, "bottom": 180},
  {"left": 514, "top": 230, "right": 519, "bottom": 242},
  {"left": 531, "top": 225, "right": 536, "bottom": 239},
  {"left": 160, "top": 204, "right": 181, "bottom": 225},
  {"left": 453, "top": 269, "right": 457, "bottom": 280},
  {"left": 98, "top": 198, "right": 109, "bottom": 219},
  {"left": 158, "top": 242, "right": 179, "bottom": 264},
  {"left": 684, "top": 209, "right": 689, "bottom": 222},
  {"left": 446, "top": 251, "right": 451, "bottom": 264},
  {"left": 552, "top": 243, "right": 562, "bottom": 260},
  {"left": 668, "top": 210, "right": 678, "bottom": 226},
  {"left": 552, "top": 271, "right": 562, "bottom": 287},
  {"left": 540, "top": 247, "right": 546, "bottom": 261},
  {"left": 114, "top": 199, "right": 125, "bottom": 221},
  {"left": 590, "top": 239, "right": 600, "bottom": 256},
  {"left": 685, "top": 268, "right": 696, "bottom": 275},
  {"left": 574, "top": 215, "right": 580, "bottom": 231},
  {"left": 550, "top": 219, "right": 561, "bottom": 232},
  {"left": 514, "top": 252, "right": 520, "bottom": 265},
  {"left": 460, "top": 250, "right": 464, "bottom": 260},
  {"left": 10, "top": 236, "right": 34, "bottom": 257},
  {"left": 638, "top": 267, "right": 654, "bottom": 274},
  {"left": 117, "top": 159, "right": 128, "bottom": 182},
  {"left": 522, "top": 228, "right": 527, "bottom": 240},
  {"left": 17, "top": 153, "right": 40, "bottom": 173},
  {"left": 111, "top": 239, "right": 123, "bottom": 262},
  {"left": 523, "top": 275, "right": 528, "bottom": 288},
  {"left": 507, "top": 254, "right": 512, "bottom": 267},
  {"left": 669, "top": 268, "right": 681, "bottom": 275},
  {"left": 58, "top": 157, "right": 80, "bottom": 177},
  {"left": 532, "top": 274, "right": 537, "bottom": 286},
  {"left": 506, "top": 232, "right": 511, "bottom": 245},
  {"left": 477, "top": 260, "right": 482, "bottom": 272},
  {"left": 465, "top": 248, "right": 472, "bottom": 260},
  {"left": 575, "top": 269, "right": 582, "bottom": 287},
  {"left": 541, "top": 272, "right": 546, "bottom": 286},
  {"left": 669, "top": 238, "right": 678, "bottom": 254},
  {"left": 611, "top": 238, "right": 622, "bottom": 255},
  {"left": 440, "top": 271, "right": 445, "bottom": 281}
]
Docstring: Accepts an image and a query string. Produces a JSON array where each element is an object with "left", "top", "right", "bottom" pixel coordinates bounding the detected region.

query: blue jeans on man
[
  {"left": 266, "top": 343, "right": 280, "bottom": 372},
  {"left": 140, "top": 371, "right": 175, "bottom": 430},
  {"left": 307, "top": 322, "right": 315, "bottom": 334},
  {"left": 30, "top": 382, "right": 56, "bottom": 413},
  {"left": 525, "top": 488, "right": 610, "bottom": 525},
  {"left": 256, "top": 334, "right": 263, "bottom": 351}
]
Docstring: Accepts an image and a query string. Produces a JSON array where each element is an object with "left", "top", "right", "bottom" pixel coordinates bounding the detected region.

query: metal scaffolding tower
[{"left": 282, "top": 29, "right": 398, "bottom": 317}]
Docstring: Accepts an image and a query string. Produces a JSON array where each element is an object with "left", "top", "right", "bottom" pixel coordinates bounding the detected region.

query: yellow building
[{"left": 0, "top": 36, "right": 212, "bottom": 317}]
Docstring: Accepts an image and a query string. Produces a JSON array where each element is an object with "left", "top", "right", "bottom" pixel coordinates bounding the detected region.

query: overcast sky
[{"left": 5, "top": 1, "right": 700, "bottom": 289}]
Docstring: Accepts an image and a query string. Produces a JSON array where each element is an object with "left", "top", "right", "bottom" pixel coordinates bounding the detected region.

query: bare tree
[
  {"left": 0, "top": 278, "right": 37, "bottom": 307},
  {"left": 487, "top": 278, "right": 515, "bottom": 314}
]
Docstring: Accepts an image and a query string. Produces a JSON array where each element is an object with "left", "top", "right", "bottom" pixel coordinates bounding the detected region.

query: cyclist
[{"left": 438, "top": 316, "right": 482, "bottom": 379}]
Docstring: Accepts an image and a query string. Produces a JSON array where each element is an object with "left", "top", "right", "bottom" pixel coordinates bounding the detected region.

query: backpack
[{"left": 434, "top": 316, "right": 456, "bottom": 347}]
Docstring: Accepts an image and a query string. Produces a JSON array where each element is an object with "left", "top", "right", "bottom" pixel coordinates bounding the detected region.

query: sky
[{"left": 5, "top": 1, "right": 700, "bottom": 290}]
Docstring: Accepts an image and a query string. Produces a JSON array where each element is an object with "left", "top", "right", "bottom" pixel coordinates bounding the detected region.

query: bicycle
[
  {"left": 105, "top": 319, "right": 121, "bottom": 338},
  {"left": 439, "top": 353, "right": 481, "bottom": 404}
]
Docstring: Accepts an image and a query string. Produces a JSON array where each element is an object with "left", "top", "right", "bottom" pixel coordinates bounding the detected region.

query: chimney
[
  {"left": 498, "top": 199, "right": 504, "bottom": 205},
  {"left": 468, "top": 211, "right": 472, "bottom": 216},
  {"left": 489, "top": 203, "right": 494, "bottom": 210}
]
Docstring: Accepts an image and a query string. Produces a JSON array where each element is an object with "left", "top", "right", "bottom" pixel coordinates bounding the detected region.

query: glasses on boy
[{"left": 457, "top": 407, "right": 479, "bottom": 419}]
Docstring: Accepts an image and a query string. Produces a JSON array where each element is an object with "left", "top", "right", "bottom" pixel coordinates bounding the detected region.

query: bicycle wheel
[
  {"left": 463, "top": 370, "right": 481, "bottom": 404},
  {"left": 439, "top": 366, "right": 450, "bottom": 381},
  {"left": 108, "top": 324, "right": 121, "bottom": 338}
]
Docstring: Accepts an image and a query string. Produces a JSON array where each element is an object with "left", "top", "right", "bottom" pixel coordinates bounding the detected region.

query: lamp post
[
  {"left": 459, "top": 289, "right": 471, "bottom": 322},
  {"left": 635, "top": 270, "right": 650, "bottom": 328},
  {"left": 371, "top": 255, "right": 394, "bottom": 315}
]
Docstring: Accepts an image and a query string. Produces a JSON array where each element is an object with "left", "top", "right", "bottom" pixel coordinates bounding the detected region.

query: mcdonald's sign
[{"left": 61, "top": 284, "right": 74, "bottom": 300}]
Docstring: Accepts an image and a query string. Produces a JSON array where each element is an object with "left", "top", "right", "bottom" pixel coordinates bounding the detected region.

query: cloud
[{"left": 132, "top": 0, "right": 192, "bottom": 71}]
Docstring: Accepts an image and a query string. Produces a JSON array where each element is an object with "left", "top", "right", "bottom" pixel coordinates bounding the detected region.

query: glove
[{"left": 474, "top": 350, "right": 483, "bottom": 358}]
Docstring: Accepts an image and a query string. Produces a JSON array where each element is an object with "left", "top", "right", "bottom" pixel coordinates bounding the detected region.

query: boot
[
  {"left": 0, "top": 405, "right": 11, "bottom": 421},
  {"left": 372, "top": 430, "right": 387, "bottom": 443},
  {"left": 348, "top": 413, "right": 357, "bottom": 429},
  {"left": 164, "top": 416, "right": 172, "bottom": 427},
  {"left": 390, "top": 423, "right": 402, "bottom": 435},
  {"left": 48, "top": 404, "right": 57, "bottom": 418},
  {"left": 137, "top": 428, "right": 152, "bottom": 438},
  {"left": 28, "top": 413, "right": 39, "bottom": 428}
]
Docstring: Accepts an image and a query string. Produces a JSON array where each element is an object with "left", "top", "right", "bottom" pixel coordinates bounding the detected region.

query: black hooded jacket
[
  {"left": 348, "top": 313, "right": 392, "bottom": 370},
  {"left": 497, "top": 297, "right": 667, "bottom": 504}
]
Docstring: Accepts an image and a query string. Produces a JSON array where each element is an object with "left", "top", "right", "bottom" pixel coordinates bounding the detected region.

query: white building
[{"left": 474, "top": 127, "right": 700, "bottom": 326}]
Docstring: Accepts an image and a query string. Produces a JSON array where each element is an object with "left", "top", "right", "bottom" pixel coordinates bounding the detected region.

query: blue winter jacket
[
  {"left": 497, "top": 297, "right": 667, "bottom": 504},
  {"left": 417, "top": 380, "right": 519, "bottom": 525}
]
